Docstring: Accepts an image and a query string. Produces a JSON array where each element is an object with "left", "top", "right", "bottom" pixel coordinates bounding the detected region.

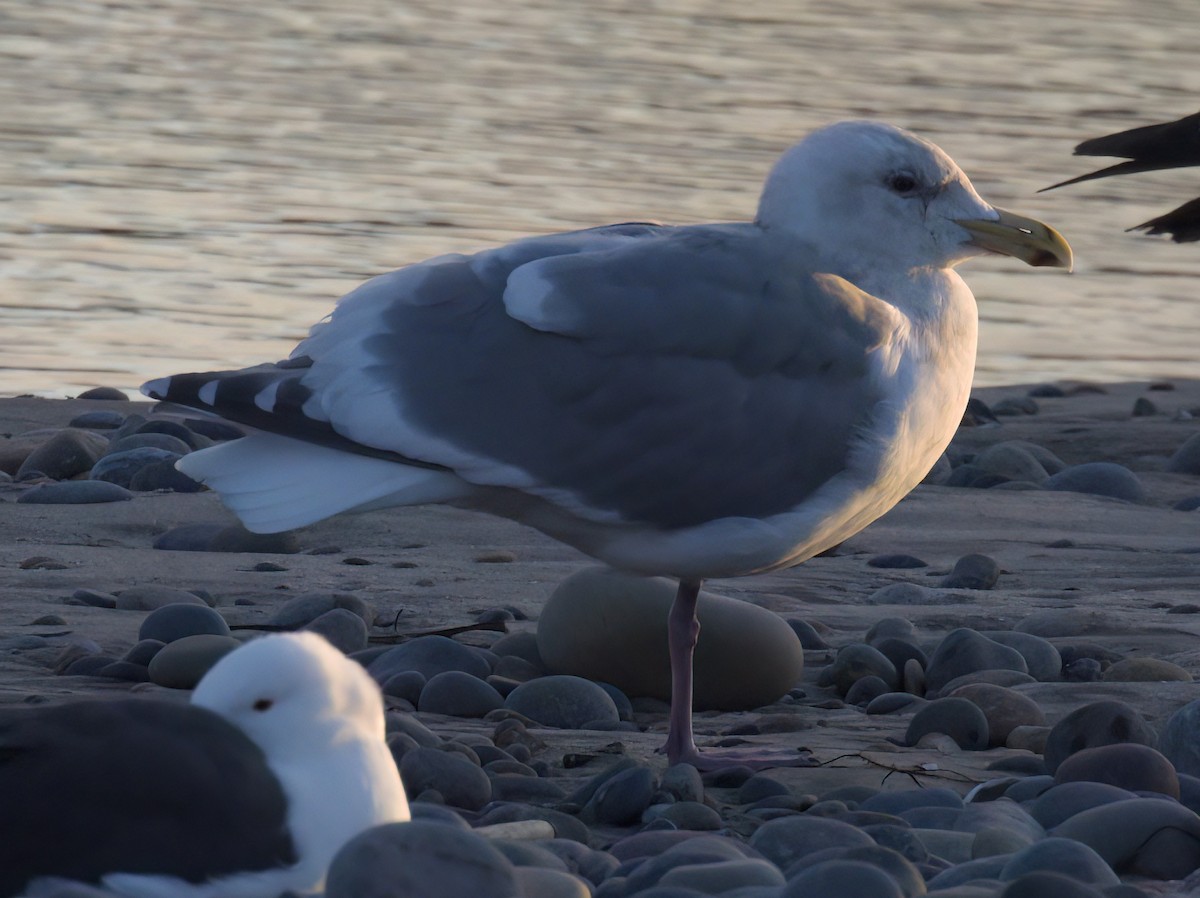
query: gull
[
  {"left": 2, "top": 633, "right": 409, "bottom": 897},
  {"left": 1042, "top": 110, "right": 1200, "bottom": 242},
  {"left": 143, "top": 121, "right": 1072, "bottom": 770}
]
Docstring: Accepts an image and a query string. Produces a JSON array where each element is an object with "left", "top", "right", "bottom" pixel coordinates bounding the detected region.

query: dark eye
[
  {"left": 888, "top": 172, "right": 920, "bottom": 194},
  {"left": 253, "top": 698, "right": 273, "bottom": 712}
]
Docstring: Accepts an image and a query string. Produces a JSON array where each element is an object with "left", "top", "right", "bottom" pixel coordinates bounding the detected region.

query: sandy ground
[{"left": 2, "top": 381, "right": 1199, "bottom": 800}]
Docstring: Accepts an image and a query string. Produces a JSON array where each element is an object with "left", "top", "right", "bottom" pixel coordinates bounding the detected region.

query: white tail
[{"left": 177, "top": 433, "right": 471, "bottom": 533}]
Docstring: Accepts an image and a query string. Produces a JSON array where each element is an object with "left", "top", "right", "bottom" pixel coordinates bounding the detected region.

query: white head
[
  {"left": 135, "top": 633, "right": 410, "bottom": 895},
  {"left": 756, "top": 121, "right": 1071, "bottom": 284},
  {"left": 192, "top": 632, "right": 387, "bottom": 763}
]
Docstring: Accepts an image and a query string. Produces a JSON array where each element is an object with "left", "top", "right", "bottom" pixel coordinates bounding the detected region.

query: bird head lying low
[
  {"left": 192, "top": 631, "right": 388, "bottom": 760},
  {"left": 756, "top": 120, "right": 1073, "bottom": 279}
]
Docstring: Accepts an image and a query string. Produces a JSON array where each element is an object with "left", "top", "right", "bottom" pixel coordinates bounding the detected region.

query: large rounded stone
[
  {"left": 582, "top": 765, "right": 657, "bottom": 826},
  {"left": 268, "top": 592, "right": 375, "bottom": 629},
  {"left": 504, "top": 675, "right": 620, "bottom": 729},
  {"left": 303, "top": 608, "right": 370, "bottom": 654},
  {"left": 828, "top": 643, "right": 899, "bottom": 696},
  {"left": 147, "top": 634, "right": 241, "bottom": 688},
  {"left": 419, "top": 671, "right": 504, "bottom": 717},
  {"left": 1050, "top": 797, "right": 1200, "bottom": 879},
  {"left": 370, "top": 636, "right": 491, "bottom": 682},
  {"left": 924, "top": 628, "right": 1028, "bottom": 694},
  {"left": 983, "top": 631, "right": 1062, "bottom": 681},
  {"left": 134, "top": 418, "right": 212, "bottom": 450},
  {"left": 1103, "top": 657, "right": 1192, "bottom": 682},
  {"left": 869, "top": 637, "right": 927, "bottom": 678},
  {"left": 17, "top": 481, "right": 134, "bottom": 504},
  {"left": 326, "top": 821, "right": 518, "bottom": 898},
  {"left": 997, "top": 871, "right": 1106, "bottom": 898},
  {"left": 748, "top": 815, "right": 874, "bottom": 869},
  {"left": 1043, "top": 700, "right": 1157, "bottom": 774},
  {"left": 1029, "top": 781, "right": 1138, "bottom": 830},
  {"left": 620, "top": 835, "right": 752, "bottom": 892},
  {"left": 512, "top": 867, "right": 590, "bottom": 898},
  {"left": 69, "top": 410, "right": 125, "bottom": 429},
  {"left": 798, "top": 844, "right": 925, "bottom": 897},
  {"left": 16, "top": 429, "right": 109, "bottom": 480},
  {"left": 957, "top": 801, "right": 1044, "bottom": 841},
  {"left": 1167, "top": 433, "right": 1200, "bottom": 474},
  {"left": 938, "top": 554, "right": 1001, "bottom": 590},
  {"left": 1159, "top": 699, "right": 1200, "bottom": 777},
  {"left": 999, "top": 837, "right": 1118, "bottom": 886},
  {"left": 90, "top": 447, "right": 181, "bottom": 488},
  {"left": 1014, "top": 609, "right": 1114, "bottom": 638},
  {"left": 781, "top": 859, "right": 903, "bottom": 898},
  {"left": 1054, "top": 743, "right": 1180, "bottom": 798},
  {"left": 1046, "top": 462, "right": 1146, "bottom": 503},
  {"left": 972, "top": 442, "right": 1050, "bottom": 484},
  {"left": 949, "top": 683, "right": 1046, "bottom": 746},
  {"left": 861, "top": 787, "right": 962, "bottom": 816},
  {"left": 138, "top": 603, "right": 231, "bottom": 644},
  {"left": 536, "top": 568, "right": 802, "bottom": 710},
  {"left": 905, "top": 697, "right": 989, "bottom": 750},
  {"left": 399, "top": 747, "right": 492, "bottom": 811},
  {"left": 106, "top": 432, "right": 192, "bottom": 457},
  {"left": 658, "top": 859, "right": 785, "bottom": 893}
]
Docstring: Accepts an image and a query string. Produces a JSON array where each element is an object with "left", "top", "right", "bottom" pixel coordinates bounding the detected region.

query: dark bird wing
[
  {"left": 1042, "top": 110, "right": 1200, "bottom": 190},
  {"left": 1041, "top": 111, "right": 1200, "bottom": 242},
  {"left": 1128, "top": 197, "right": 1200, "bottom": 243},
  {"left": 0, "top": 700, "right": 296, "bottom": 896}
]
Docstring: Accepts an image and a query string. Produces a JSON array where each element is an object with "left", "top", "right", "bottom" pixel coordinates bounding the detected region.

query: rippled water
[{"left": 1, "top": 0, "right": 1198, "bottom": 397}]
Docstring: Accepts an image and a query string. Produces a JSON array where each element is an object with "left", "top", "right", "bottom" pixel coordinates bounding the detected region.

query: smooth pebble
[
  {"left": 536, "top": 568, "right": 802, "bottom": 711},
  {"left": 905, "top": 697, "right": 989, "bottom": 750},
  {"left": 505, "top": 675, "right": 620, "bottom": 729},
  {"left": 939, "top": 554, "right": 1001, "bottom": 589},
  {"left": 419, "top": 671, "right": 505, "bottom": 717},
  {"left": 370, "top": 635, "right": 491, "bottom": 682},
  {"left": 146, "top": 633, "right": 241, "bottom": 688},
  {"left": 303, "top": 607, "right": 370, "bottom": 653},
  {"left": 1043, "top": 700, "right": 1157, "bottom": 774},
  {"left": 1045, "top": 462, "right": 1146, "bottom": 502},
  {"left": 399, "top": 747, "right": 492, "bottom": 811},
  {"left": 1054, "top": 742, "right": 1180, "bottom": 798},
  {"left": 326, "top": 821, "right": 518, "bottom": 898},
  {"left": 924, "top": 628, "right": 1028, "bottom": 694},
  {"left": 138, "top": 603, "right": 230, "bottom": 643}
]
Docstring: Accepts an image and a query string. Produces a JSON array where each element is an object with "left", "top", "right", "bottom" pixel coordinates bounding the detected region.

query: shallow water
[{"left": 1, "top": 0, "right": 1198, "bottom": 397}]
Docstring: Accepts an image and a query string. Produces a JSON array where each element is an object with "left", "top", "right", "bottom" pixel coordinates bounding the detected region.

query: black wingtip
[{"left": 1123, "top": 197, "right": 1200, "bottom": 243}]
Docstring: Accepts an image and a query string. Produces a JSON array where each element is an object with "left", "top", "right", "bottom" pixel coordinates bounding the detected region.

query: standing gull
[
  {"left": 1, "top": 633, "right": 409, "bottom": 897},
  {"left": 1042, "top": 110, "right": 1200, "bottom": 242},
  {"left": 143, "top": 121, "right": 1072, "bottom": 769}
]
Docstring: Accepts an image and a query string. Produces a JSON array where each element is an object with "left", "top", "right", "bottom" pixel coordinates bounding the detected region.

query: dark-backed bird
[
  {"left": 143, "top": 121, "right": 1071, "bottom": 770},
  {"left": 1042, "top": 110, "right": 1200, "bottom": 242},
  {"left": 1, "top": 633, "right": 409, "bottom": 897}
]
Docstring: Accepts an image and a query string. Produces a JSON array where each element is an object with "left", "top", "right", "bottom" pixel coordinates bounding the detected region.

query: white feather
[{"left": 176, "top": 433, "right": 472, "bottom": 533}]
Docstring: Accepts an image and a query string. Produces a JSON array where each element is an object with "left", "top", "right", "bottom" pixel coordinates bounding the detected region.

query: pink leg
[{"left": 661, "top": 579, "right": 814, "bottom": 771}]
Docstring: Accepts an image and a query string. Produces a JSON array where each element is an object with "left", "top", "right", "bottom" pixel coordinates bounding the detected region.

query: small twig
[{"left": 368, "top": 619, "right": 508, "bottom": 643}]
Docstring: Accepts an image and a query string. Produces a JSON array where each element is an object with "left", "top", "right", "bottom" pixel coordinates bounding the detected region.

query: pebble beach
[{"left": 3, "top": 379, "right": 1200, "bottom": 897}]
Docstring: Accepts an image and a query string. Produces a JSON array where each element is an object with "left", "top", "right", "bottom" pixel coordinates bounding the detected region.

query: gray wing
[
  {"left": 300, "top": 223, "right": 901, "bottom": 528},
  {"left": 151, "top": 223, "right": 901, "bottom": 530}
]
